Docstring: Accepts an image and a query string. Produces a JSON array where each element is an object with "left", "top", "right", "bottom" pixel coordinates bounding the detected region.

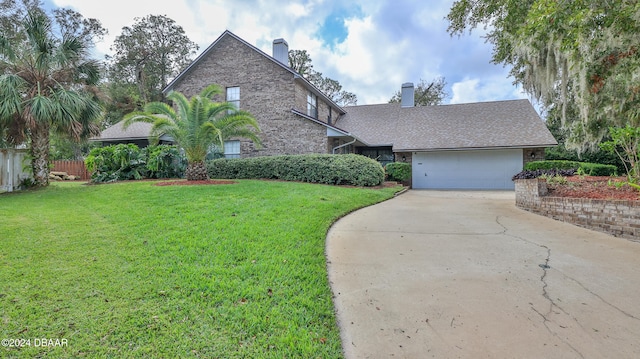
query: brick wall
[
  {"left": 515, "top": 179, "right": 640, "bottom": 241},
  {"left": 171, "top": 34, "right": 336, "bottom": 158},
  {"left": 523, "top": 147, "right": 546, "bottom": 167}
]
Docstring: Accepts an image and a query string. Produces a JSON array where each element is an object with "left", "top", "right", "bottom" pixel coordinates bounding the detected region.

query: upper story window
[
  {"left": 307, "top": 91, "right": 318, "bottom": 119},
  {"left": 226, "top": 86, "right": 240, "bottom": 110}
]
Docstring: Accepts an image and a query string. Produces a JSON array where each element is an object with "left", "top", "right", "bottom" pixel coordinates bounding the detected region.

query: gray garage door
[{"left": 412, "top": 149, "right": 523, "bottom": 189}]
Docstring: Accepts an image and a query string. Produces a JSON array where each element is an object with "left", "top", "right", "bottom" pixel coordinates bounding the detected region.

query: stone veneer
[
  {"left": 171, "top": 34, "right": 340, "bottom": 157},
  {"left": 515, "top": 179, "right": 640, "bottom": 241}
]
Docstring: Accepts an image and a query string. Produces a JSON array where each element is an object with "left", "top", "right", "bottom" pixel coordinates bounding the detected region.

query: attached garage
[
  {"left": 335, "top": 98, "right": 558, "bottom": 190},
  {"left": 412, "top": 149, "right": 523, "bottom": 190}
]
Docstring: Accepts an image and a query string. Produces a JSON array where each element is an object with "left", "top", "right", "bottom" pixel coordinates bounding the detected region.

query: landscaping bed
[{"left": 546, "top": 176, "right": 639, "bottom": 201}]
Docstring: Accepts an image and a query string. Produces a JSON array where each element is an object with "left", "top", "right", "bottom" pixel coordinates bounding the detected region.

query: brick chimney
[
  {"left": 272, "top": 38, "right": 289, "bottom": 66},
  {"left": 401, "top": 82, "right": 415, "bottom": 108}
]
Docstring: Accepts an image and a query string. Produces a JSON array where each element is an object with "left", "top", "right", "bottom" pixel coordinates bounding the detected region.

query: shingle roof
[
  {"left": 337, "top": 99, "right": 557, "bottom": 151},
  {"left": 92, "top": 121, "right": 155, "bottom": 141}
]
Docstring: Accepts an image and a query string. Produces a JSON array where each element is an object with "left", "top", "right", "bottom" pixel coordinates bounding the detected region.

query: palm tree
[
  {"left": 123, "top": 84, "right": 261, "bottom": 180},
  {"left": 0, "top": 9, "right": 102, "bottom": 187}
]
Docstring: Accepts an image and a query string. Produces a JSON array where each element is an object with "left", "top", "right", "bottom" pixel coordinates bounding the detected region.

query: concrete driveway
[{"left": 326, "top": 190, "right": 640, "bottom": 358}]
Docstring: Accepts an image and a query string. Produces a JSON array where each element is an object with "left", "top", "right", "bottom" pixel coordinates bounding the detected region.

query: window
[
  {"left": 307, "top": 91, "right": 318, "bottom": 118},
  {"left": 224, "top": 140, "right": 241, "bottom": 159},
  {"left": 359, "top": 147, "right": 394, "bottom": 167},
  {"left": 226, "top": 87, "right": 240, "bottom": 110}
]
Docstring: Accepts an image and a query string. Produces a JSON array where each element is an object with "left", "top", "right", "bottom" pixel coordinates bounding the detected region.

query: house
[
  {"left": 93, "top": 121, "right": 175, "bottom": 148},
  {"left": 96, "top": 30, "right": 557, "bottom": 190}
]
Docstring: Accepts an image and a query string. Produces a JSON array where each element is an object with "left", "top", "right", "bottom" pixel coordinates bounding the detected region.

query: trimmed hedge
[
  {"left": 207, "top": 154, "right": 385, "bottom": 187},
  {"left": 525, "top": 160, "right": 617, "bottom": 176},
  {"left": 385, "top": 162, "right": 411, "bottom": 182},
  {"left": 578, "top": 162, "right": 618, "bottom": 176},
  {"left": 525, "top": 160, "right": 581, "bottom": 171}
]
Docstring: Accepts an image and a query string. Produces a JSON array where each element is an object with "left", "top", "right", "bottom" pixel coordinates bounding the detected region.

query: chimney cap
[
  {"left": 402, "top": 82, "right": 414, "bottom": 88},
  {"left": 273, "top": 38, "right": 288, "bottom": 46}
]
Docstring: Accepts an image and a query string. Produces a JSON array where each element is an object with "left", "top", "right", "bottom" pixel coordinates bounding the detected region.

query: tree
[
  {"left": 0, "top": 8, "right": 103, "bottom": 186},
  {"left": 288, "top": 49, "right": 313, "bottom": 77},
  {"left": 388, "top": 77, "right": 448, "bottom": 106},
  {"left": 123, "top": 84, "right": 262, "bottom": 181},
  {"left": 107, "top": 15, "right": 198, "bottom": 104},
  {"left": 288, "top": 49, "right": 358, "bottom": 106},
  {"left": 600, "top": 126, "right": 640, "bottom": 182},
  {"left": 446, "top": 0, "right": 640, "bottom": 152}
]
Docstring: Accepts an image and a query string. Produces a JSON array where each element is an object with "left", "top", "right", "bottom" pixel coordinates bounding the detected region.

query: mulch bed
[{"left": 546, "top": 176, "right": 639, "bottom": 201}]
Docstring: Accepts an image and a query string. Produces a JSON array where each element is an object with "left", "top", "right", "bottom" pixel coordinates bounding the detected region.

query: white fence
[{"left": 0, "top": 149, "right": 31, "bottom": 192}]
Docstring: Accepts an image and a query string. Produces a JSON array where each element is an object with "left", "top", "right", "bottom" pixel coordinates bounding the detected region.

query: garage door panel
[{"left": 412, "top": 149, "right": 523, "bottom": 190}]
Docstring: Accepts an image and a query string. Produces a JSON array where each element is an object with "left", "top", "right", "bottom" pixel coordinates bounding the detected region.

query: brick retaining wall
[{"left": 515, "top": 179, "right": 640, "bottom": 241}]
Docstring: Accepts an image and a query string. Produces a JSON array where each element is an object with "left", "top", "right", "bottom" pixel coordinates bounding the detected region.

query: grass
[{"left": 0, "top": 180, "right": 401, "bottom": 358}]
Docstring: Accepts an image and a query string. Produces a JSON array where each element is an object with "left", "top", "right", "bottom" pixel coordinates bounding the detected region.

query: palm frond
[
  {"left": 125, "top": 84, "right": 262, "bottom": 164},
  {"left": 0, "top": 74, "right": 27, "bottom": 120},
  {"left": 122, "top": 112, "right": 166, "bottom": 129},
  {"left": 143, "top": 101, "right": 176, "bottom": 120},
  {"left": 200, "top": 84, "right": 223, "bottom": 99}
]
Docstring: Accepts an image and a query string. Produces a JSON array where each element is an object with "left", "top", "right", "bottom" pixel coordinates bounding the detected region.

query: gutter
[{"left": 332, "top": 137, "right": 357, "bottom": 154}]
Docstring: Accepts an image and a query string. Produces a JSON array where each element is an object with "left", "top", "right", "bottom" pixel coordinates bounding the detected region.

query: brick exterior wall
[
  {"left": 523, "top": 147, "right": 546, "bottom": 167},
  {"left": 515, "top": 179, "right": 640, "bottom": 241},
  {"left": 171, "top": 34, "right": 339, "bottom": 157}
]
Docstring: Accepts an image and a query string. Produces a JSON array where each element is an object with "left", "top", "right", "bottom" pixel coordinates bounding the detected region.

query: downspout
[{"left": 332, "top": 137, "right": 357, "bottom": 154}]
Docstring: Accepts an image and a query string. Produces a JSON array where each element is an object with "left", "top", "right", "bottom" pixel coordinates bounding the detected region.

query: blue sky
[{"left": 47, "top": 0, "right": 530, "bottom": 107}]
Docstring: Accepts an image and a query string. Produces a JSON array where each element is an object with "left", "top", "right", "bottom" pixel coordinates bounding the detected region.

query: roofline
[
  {"left": 291, "top": 109, "right": 370, "bottom": 146},
  {"left": 293, "top": 75, "right": 346, "bottom": 115},
  {"left": 89, "top": 134, "right": 174, "bottom": 142},
  {"left": 393, "top": 143, "right": 558, "bottom": 152},
  {"left": 89, "top": 137, "right": 150, "bottom": 142},
  {"left": 162, "top": 30, "right": 346, "bottom": 114}
]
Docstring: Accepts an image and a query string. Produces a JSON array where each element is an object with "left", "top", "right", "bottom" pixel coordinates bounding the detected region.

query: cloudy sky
[{"left": 46, "top": 0, "right": 530, "bottom": 107}]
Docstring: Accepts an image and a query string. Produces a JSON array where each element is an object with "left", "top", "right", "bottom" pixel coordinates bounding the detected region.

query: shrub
[
  {"left": 207, "top": 154, "right": 385, "bottom": 187},
  {"left": 145, "top": 145, "right": 186, "bottom": 179},
  {"left": 578, "top": 162, "right": 617, "bottom": 176},
  {"left": 525, "top": 160, "right": 617, "bottom": 176},
  {"left": 85, "top": 144, "right": 186, "bottom": 183},
  {"left": 525, "top": 160, "right": 581, "bottom": 171},
  {"left": 86, "top": 144, "right": 147, "bottom": 182},
  {"left": 385, "top": 162, "right": 411, "bottom": 182}
]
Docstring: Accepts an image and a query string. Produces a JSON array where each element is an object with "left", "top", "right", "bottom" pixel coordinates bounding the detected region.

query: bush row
[
  {"left": 207, "top": 154, "right": 385, "bottom": 187},
  {"left": 85, "top": 144, "right": 185, "bottom": 183},
  {"left": 525, "top": 160, "right": 617, "bottom": 176}
]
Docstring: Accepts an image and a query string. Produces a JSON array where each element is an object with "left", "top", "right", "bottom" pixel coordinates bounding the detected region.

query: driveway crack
[
  {"left": 556, "top": 270, "right": 640, "bottom": 322},
  {"left": 496, "top": 216, "right": 585, "bottom": 359}
]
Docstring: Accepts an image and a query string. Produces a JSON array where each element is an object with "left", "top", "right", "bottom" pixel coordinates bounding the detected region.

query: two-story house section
[{"left": 163, "top": 30, "right": 361, "bottom": 158}]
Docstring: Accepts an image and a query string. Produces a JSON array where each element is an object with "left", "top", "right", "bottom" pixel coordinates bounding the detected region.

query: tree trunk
[
  {"left": 30, "top": 123, "right": 51, "bottom": 187},
  {"left": 185, "top": 161, "right": 209, "bottom": 181}
]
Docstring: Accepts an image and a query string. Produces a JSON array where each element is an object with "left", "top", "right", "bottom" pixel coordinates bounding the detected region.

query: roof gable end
[{"left": 163, "top": 30, "right": 346, "bottom": 114}]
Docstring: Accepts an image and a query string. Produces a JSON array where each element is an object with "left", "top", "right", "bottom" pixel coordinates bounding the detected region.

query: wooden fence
[
  {"left": 0, "top": 148, "right": 31, "bottom": 192},
  {"left": 52, "top": 160, "right": 91, "bottom": 180}
]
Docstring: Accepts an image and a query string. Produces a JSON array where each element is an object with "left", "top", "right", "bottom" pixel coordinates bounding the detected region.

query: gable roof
[
  {"left": 163, "top": 30, "right": 346, "bottom": 115},
  {"left": 336, "top": 99, "right": 557, "bottom": 151}
]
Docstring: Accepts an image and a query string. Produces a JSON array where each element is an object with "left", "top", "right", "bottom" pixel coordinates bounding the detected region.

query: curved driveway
[{"left": 326, "top": 190, "right": 640, "bottom": 358}]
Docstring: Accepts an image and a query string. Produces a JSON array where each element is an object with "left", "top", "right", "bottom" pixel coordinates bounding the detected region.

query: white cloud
[
  {"left": 450, "top": 77, "right": 528, "bottom": 104},
  {"left": 50, "top": 0, "right": 527, "bottom": 107}
]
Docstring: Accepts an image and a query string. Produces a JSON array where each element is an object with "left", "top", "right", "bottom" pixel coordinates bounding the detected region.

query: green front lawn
[{"left": 0, "top": 180, "right": 400, "bottom": 358}]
